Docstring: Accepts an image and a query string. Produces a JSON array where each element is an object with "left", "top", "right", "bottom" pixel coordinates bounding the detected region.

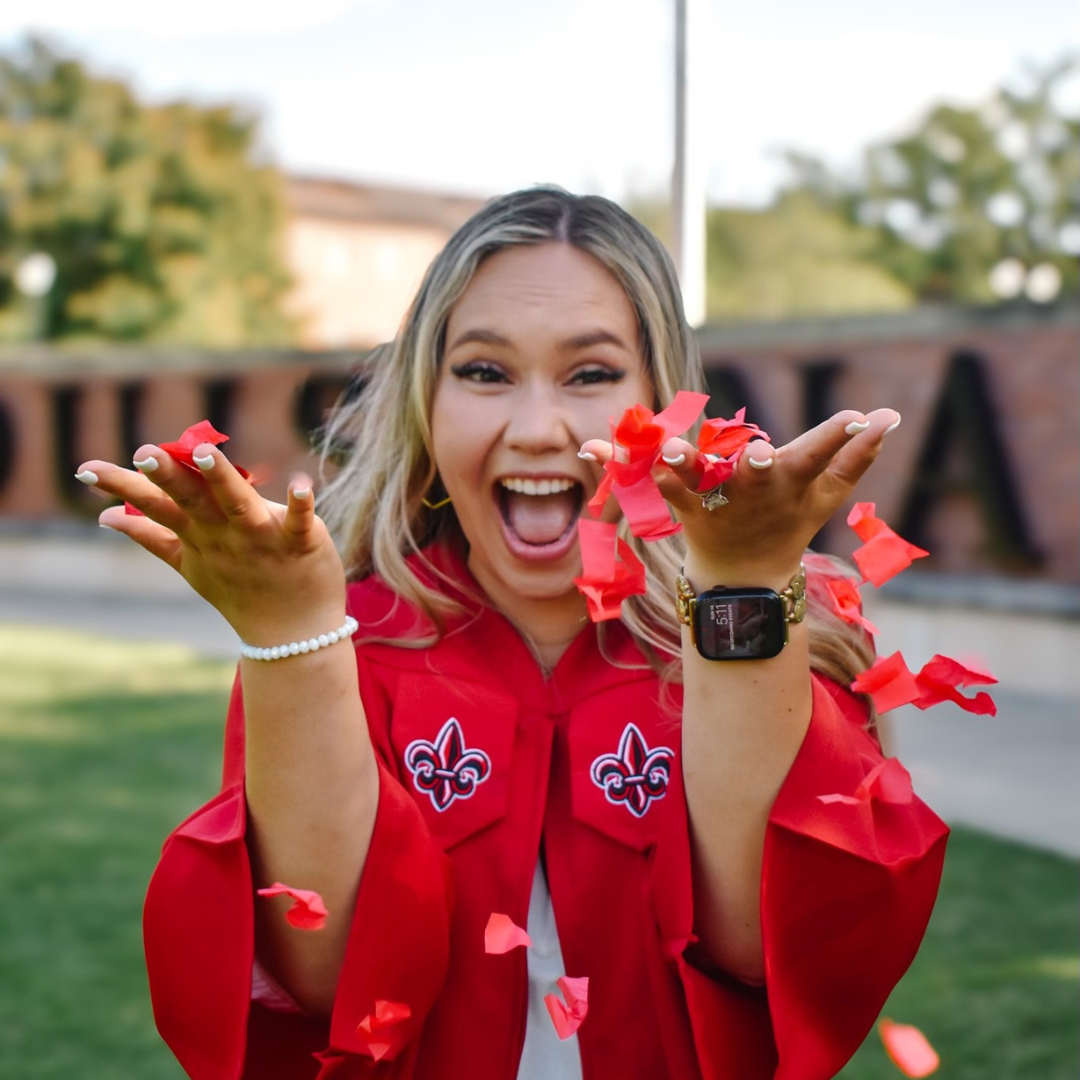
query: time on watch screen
[{"left": 693, "top": 591, "right": 785, "bottom": 659}]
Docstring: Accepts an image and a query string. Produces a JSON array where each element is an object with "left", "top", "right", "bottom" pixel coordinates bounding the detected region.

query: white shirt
[{"left": 515, "top": 858, "right": 584, "bottom": 1080}]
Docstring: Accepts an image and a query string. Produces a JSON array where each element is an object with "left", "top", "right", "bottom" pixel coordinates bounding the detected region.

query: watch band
[{"left": 674, "top": 563, "right": 808, "bottom": 627}]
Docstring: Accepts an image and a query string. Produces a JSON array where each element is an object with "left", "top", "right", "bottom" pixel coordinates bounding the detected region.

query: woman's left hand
[{"left": 581, "top": 407, "right": 900, "bottom": 586}]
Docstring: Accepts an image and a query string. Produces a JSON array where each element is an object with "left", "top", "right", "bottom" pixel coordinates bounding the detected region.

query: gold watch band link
[{"left": 674, "top": 563, "right": 808, "bottom": 628}]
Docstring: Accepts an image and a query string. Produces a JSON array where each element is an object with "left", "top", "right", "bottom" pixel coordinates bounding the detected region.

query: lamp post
[
  {"left": 14, "top": 252, "right": 57, "bottom": 341},
  {"left": 672, "top": 0, "right": 707, "bottom": 328}
]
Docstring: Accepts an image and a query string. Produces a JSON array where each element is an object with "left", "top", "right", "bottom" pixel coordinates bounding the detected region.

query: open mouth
[{"left": 496, "top": 477, "right": 585, "bottom": 556}]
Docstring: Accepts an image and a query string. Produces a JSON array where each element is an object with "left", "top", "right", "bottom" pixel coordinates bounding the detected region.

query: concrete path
[{"left": 3, "top": 527, "right": 1077, "bottom": 859}]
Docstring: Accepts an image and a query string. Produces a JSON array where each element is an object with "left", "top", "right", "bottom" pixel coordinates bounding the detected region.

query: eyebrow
[{"left": 445, "top": 327, "right": 632, "bottom": 354}]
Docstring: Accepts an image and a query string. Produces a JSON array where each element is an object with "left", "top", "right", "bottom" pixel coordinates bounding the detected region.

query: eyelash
[
  {"left": 450, "top": 362, "right": 506, "bottom": 384},
  {"left": 450, "top": 362, "right": 625, "bottom": 386},
  {"left": 574, "top": 367, "right": 625, "bottom": 385}
]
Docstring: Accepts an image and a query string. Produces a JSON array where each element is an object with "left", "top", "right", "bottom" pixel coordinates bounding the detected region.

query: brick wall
[
  {"left": 697, "top": 304, "right": 1078, "bottom": 585},
  {"left": 1, "top": 303, "right": 1075, "bottom": 587}
]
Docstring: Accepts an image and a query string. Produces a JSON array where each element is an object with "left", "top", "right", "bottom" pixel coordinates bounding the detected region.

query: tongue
[{"left": 505, "top": 490, "right": 578, "bottom": 545}]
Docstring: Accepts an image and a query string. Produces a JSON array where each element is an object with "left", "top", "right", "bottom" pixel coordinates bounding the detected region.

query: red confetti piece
[
  {"left": 695, "top": 406, "right": 770, "bottom": 492},
  {"left": 604, "top": 474, "right": 684, "bottom": 540},
  {"left": 256, "top": 883, "right": 328, "bottom": 931},
  {"left": 817, "top": 792, "right": 863, "bottom": 806},
  {"left": 878, "top": 1018, "right": 940, "bottom": 1077},
  {"left": 124, "top": 419, "right": 259, "bottom": 516},
  {"left": 589, "top": 391, "right": 708, "bottom": 537},
  {"left": 818, "top": 757, "right": 914, "bottom": 807},
  {"left": 852, "top": 651, "right": 998, "bottom": 716},
  {"left": 158, "top": 419, "right": 231, "bottom": 471},
  {"left": 846, "top": 502, "right": 929, "bottom": 587},
  {"left": 544, "top": 976, "right": 589, "bottom": 1040},
  {"left": 608, "top": 404, "right": 669, "bottom": 486},
  {"left": 694, "top": 453, "right": 738, "bottom": 495},
  {"left": 356, "top": 1000, "right": 412, "bottom": 1062},
  {"left": 608, "top": 392, "right": 708, "bottom": 486},
  {"left": 573, "top": 519, "right": 647, "bottom": 622},
  {"left": 586, "top": 469, "right": 615, "bottom": 518},
  {"left": 851, "top": 652, "right": 923, "bottom": 714},
  {"left": 914, "top": 654, "right": 998, "bottom": 716},
  {"left": 816, "top": 792, "right": 863, "bottom": 806},
  {"left": 826, "top": 576, "right": 881, "bottom": 635},
  {"left": 484, "top": 913, "right": 532, "bottom": 954},
  {"left": 696, "top": 407, "right": 770, "bottom": 459}
]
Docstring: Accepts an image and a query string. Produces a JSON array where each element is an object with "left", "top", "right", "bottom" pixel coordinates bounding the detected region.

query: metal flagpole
[{"left": 672, "top": 0, "right": 707, "bottom": 328}]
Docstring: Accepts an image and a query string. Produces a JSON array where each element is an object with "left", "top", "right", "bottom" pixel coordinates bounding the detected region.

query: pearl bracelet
[{"left": 240, "top": 616, "right": 359, "bottom": 662}]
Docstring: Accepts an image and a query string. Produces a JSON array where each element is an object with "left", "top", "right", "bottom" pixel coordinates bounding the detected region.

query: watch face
[{"left": 692, "top": 588, "right": 786, "bottom": 660}]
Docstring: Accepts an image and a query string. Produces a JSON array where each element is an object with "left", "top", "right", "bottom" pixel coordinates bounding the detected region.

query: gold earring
[{"left": 421, "top": 494, "right": 452, "bottom": 510}]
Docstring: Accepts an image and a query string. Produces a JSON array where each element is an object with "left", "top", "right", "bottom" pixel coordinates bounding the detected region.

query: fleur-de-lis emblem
[
  {"left": 404, "top": 717, "right": 492, "bottom": 812},
  {"left": 590, "top": 723, "right": 674, "bottom": 818}
]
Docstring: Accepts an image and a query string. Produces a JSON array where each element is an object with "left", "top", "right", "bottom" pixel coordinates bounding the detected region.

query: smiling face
[{"left": 431, "top": 242, "right": 652, "bottom": 612}]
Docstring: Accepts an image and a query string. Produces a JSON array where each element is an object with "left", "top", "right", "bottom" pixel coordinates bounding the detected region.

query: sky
[{"left": 2, "top": 0, "right": 1077, "bottom": 205}]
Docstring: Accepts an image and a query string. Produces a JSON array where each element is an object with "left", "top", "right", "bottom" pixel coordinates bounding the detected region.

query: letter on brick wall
[
  {"left": 0, "top": 398, "right": 14, "bottom": 495},
  {"left": 898, "top": 351, "right": 1040, "bottom": 568},
  {"left": 704, "top": 365, "right": 767, "bottom": 427}
]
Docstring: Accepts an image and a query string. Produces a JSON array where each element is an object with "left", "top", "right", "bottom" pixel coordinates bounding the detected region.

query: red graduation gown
[{"left": 143, "top": 546, "right": 948, "bottom": 1080}]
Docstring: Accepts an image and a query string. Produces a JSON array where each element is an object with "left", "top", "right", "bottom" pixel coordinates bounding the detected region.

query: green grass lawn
[{"left": 1, "top": 624, "right": 1076, "bottom": 1079}]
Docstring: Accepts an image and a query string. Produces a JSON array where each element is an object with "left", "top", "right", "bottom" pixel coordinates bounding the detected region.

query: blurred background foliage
[
  {"left": 638, "top": 55, "right": 1079, "bottom": 320},
  {"left": 0, "top": 37, "right": 297, "bottom": 347},
  {"left": 0, "top": 36, "right": 1076, "bottom": 342},
  {"left": 792, "top": 55, "right": 1080, "bottom": 308}
]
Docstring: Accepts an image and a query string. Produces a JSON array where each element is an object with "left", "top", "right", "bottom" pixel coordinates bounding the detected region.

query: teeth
[{"left": 500, "top": 477, "right": 576, "bottom": 496}]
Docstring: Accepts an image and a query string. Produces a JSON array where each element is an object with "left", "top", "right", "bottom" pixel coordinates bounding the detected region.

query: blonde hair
[{"left": 319, "top": 186, "right": 873, "bottom": 701}]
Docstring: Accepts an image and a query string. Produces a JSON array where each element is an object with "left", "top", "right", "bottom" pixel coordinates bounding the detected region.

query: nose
[{"left": 503, "top": 384, "right": 572, "bottom": 455}]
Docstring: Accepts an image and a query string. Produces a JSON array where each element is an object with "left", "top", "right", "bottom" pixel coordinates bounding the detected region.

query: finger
[
  {"left": 780, "top": 410, "right": 873, "bottom": 484},
  {"left": 684, "top": 437, "right": 779, "bottom": 503},
  {"left": 183, "top": 442, "right": 271, "bottom": 527},
  {"left": 658, "top": 437, "right": 698, "bottom": 474},
  {"left": 98, "top": 505, "right": 184, "bottom": 569},
  {"left": 821, "top": 408, "right": 901, "bottom": 491},
  {"left": 655, "top": 437, "right": 708, "bottom": 512},
  {"left": 578, "top": 439, "right": 613, "bottom": 464},
  {"left": 282, "top": 474, "right": 316, "bottom": 540},
  {"left": 129, "top": 444, "right": 224, "bottom": 525},
  {"left": 76, "top": 460, "right": 190, "bottom": 534}
]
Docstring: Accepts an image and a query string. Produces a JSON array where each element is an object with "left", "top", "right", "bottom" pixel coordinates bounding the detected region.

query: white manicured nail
[
  {"left": 75, "top": 470, "right": 100, "bottom": 485},
  {"left": 844, "top": 420, "right": 870, "bottom": 435},
  {"left": 884, "top": 414, "right": 902, "bottom": 435},
  {"left": 192, "top": 453, "right": 215, "bottom": 470},
  {"left": 99, "top": 522, "right": 116, "bottom": 531},
  {"left": 577, "top": 451, "right": 598, "bottom": 461},
  {"left": 292, "top": 486, "right": 311, "bottom": 500},
  {"left": 661, "top": 453, "right": 686, "bottom": 466},
  {"left": 748, "top": 455, "right": 773, "bottom": 469},
  {"left": 133, "top": 455, "right": 159, "bottom": 473}
]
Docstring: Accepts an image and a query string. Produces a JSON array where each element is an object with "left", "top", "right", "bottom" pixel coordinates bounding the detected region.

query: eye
[
  {"left": 450, "top": 361, "right": 508, "bottom": 384},
  {"left": 570, "top": 366, "right": 626, "bottom": 386}
]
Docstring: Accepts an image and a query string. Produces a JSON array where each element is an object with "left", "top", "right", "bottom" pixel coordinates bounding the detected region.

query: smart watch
[{"left": 674, "top": 565, "right": 807, "bottom": 661}]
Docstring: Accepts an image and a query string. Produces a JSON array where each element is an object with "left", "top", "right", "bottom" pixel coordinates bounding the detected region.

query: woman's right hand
[
  {"left": 84, "top": 440, "right": 378, "bottom": 1017},
  {"left": 78, "top": 440, "right": 348, "bottom": 646}
]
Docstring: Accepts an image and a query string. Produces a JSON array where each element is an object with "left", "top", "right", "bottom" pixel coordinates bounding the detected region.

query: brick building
[
  {"left": 282, "top": 176, "right": 486, "bottom": 349},
  {"left": 0, "top": 302, "right": 1075, "bottom": 603}
]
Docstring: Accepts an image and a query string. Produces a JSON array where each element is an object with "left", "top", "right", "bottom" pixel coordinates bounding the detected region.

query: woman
[{"left": 78, "top": 187, "right": 947, "bottom": 1080}]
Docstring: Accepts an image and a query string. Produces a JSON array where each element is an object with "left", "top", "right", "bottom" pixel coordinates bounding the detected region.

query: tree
[
  {"left": 785, "top": 56, "right": 1080, "bottom": 305},
  {"left": 629, "top": 188, "right": 914, "bottom": 321},
  {"left": 0, "top": 37, "right": 297, "bottom": 346},
  {"left": 704, "top": 192, "right": 914, "bottom": 320}
]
